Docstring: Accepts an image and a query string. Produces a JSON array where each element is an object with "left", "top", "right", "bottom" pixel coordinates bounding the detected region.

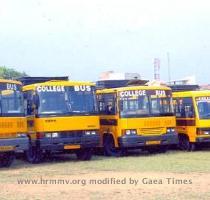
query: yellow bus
[
  {"left": 96, "top": 82, "right": 178, "bottom": 156},
  {"left": 0, "top": 79, "right": 28, "bottom": 167},
  {"left": 23, "top": 80, "right": 100, "bottom": 163},
  {"left": 173, "top": 90, "right": 210, "bottom": 151}
]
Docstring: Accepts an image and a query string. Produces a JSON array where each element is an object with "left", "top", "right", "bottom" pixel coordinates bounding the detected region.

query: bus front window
[
  {"left": 67, "top": 89, "right": 97, "bottom": 114},
  {"left": 38, "top": 91, "right": 70, "bottom": 115},
  {"left": 38, "top": 87, "right": 97, "bottom": 115},
  {"left": 196, "top": 97, "right": 210, "bottom": 119},
  {"left": 119, "top": 93, "right": 174, "bottom": 118},
  {"left": 120, "top": 96, "right": 150, "bottom": 117},
  {"left": 1, "top": 90, "right": 24, "bottom": 116},
  {"left": 150, "top": 96, "right": 174, "bottom": 116}
]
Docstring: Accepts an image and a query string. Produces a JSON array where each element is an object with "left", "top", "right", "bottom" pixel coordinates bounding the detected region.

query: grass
[{"left": 0, "top": 150, "right": 210, "bottom": 178}]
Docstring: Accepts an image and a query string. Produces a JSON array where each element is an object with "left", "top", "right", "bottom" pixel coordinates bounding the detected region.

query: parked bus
[
  {"left": 0, "top": 79, "right": 28, "bottom": 167},
  {"left": 22, "top": 80, "right": 100, "bottom": 163},
  {"left": 96, "top": 81, "right": 178, "bottom": 156},
  {"left": 173, "top": 89, "right": 210, "bottom": 151}
]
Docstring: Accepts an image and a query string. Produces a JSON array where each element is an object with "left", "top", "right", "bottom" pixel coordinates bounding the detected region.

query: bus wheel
[
  {"left": 25, "top": 143, "right": 42, "bottom": 164},
  {"left": 179, "top": 135, "right": 196, "bottom": 151},
  {"left": 76, "top": 148, "right": 92, "bottom": 161},
  {"left": 104, "top": 135, "right": 124, "bottom": 157},
  {"left": 0, "top": 152, "right": 15, "bottom": 167}
]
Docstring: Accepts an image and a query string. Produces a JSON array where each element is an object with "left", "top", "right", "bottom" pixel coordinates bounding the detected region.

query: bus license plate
[
  {"left": 146, "top": 141, "right": 161, "bottom": 145},
  {"left": 64, "top": 145, "right": 81, "bottom": 150},
  {"left": 0, "top": 146, "right": 15, "bottom": 152}
]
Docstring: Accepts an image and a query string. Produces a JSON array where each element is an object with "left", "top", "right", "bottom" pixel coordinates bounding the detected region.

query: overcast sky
[{"left": 0, "top": 0, "right": 210, "bottom": 83}]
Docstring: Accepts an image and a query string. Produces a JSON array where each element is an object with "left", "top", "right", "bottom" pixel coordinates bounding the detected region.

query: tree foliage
[{"left": 0, "top": 66, "right": 28, "bottom": 79}]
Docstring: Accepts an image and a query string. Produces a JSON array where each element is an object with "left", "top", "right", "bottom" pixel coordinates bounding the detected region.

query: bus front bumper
[
  {"left": 35, "top": 135, "right": 100, "bottom": 151},
  {"left": 0, "top": 137, "right": 29, "bottom": 152},
  {"left": 118, "top": 134, "right": 178, "bottom": 148},
  {"left": 196, "top": 137, "right": 210, "bottom": 143}
]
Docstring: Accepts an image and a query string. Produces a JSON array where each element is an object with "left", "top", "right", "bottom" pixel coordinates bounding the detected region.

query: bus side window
[
  {"left": 175, "top": 97, "right": 194, "bottom": 118},
  {"left": 97, "top": 94, "right": 116, "bottom": 115}
]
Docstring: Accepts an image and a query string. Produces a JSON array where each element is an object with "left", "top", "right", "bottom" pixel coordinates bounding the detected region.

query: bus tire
[
  {"left": 103, "top": 134, "right": 124, "bottom": 157},
  {"left": 178, "top": 135, "right": 196, "bottom": 151},
  {"left": 76, "top": 148, "right": 92, "bottom": 161},
  {"left": 0, "top": 152, "right": 15, "bottom": 167},
  {"left": 25, "top": 143, "right": 42, "bottom": 164}
]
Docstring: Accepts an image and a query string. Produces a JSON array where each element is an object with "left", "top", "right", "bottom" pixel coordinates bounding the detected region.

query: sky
[{"left": 0, "top": 0, "right": 210, "bottom": 83}]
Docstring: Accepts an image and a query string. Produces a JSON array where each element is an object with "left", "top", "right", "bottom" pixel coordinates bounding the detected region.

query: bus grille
[
  {"left": 139, "top": 127, "right": 165, "bottom": 135},
  {"left": 59, "top": 131, "right": 83, "bottom": 138}
]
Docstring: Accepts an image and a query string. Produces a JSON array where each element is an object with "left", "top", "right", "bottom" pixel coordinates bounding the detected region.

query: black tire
[
  {"left": 103, "top": 135, "right": 124, "bottom": 157},
  {"left": 147, "top": 147, "right": 159, "bottom": 154},
  {"left": 178, "top": 135, "right": 196, "bottom": 151},
  {"left": 25, "top": 143, "right": 42, "bottom": 163},
  {"left": 0, "top": 152, "right": 15, "bottom": 167},
  {"left": 158, "top": 146, "right": 168, "bottom": 153},
  {"left": 76, "top": 148, "right": 92, "bottom": 161}
]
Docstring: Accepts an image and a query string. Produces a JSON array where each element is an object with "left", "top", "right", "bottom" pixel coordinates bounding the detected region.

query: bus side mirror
[{"left": 33, "top": 95, "right": 40, "bottom": 107}]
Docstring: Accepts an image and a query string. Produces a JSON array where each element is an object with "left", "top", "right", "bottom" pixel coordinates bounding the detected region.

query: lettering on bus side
[
  {"left": 119, "top": 90, "right": 169, "bottom": 99},
  {"left": 6, "top": 83, "right": 17, "bottom": 91},
  {"left": 74, "top": 85, "right": 91, "bottom": 92},
  {"left": 0, "top": 83, "right": 21, "bottom": 91},
  {"left": 119, "top": 90, "right": 146, "bottom": 98},
  {"left": 155, "top": 90, "right": 166, "bottom": 96},
  {"left": 196, "top": 97, "right": 210, "bottom": 101},
  {"left": 36, "top": 86, "right": 65, "bottom": 92}
]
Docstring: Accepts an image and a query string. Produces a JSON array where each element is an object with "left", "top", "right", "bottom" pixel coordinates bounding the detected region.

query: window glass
[{"left": 174, "top": 97, "right": 195, "bottom": 118}]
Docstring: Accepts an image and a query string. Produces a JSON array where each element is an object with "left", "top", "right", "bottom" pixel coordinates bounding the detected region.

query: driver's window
[
  {"left": 97, "top": 93, "right": 116, "bottom": 115},
  {"left": 174, "top": 97, "right": 194, "bottom": 118}
]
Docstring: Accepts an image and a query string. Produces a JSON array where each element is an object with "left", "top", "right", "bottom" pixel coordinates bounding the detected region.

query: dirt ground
[
  {"left": 1, "top": 171, "right": 210, "bottom": 200},
  {"left": 1, "top": 152, "right": 210, "bottom": 200}
]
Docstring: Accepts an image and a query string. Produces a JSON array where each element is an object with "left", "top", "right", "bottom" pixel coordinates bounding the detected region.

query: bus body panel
[
  {"left": 0, "top": 117, "right": 27, "bottom": 137},
  {"left": 34, "top": 116, "right": 99, "bottom": 132},
  {"left": 0, "top": 80, "right": 28, "bottom": 155},
  {"left": 173, "top": 90, "right": 210, "bottom": 144},
  {"left": 23, "top": 81, "right": 100, "bottom": 154},
  {"left": 97, "top": 86, "right": 178, "bottom": 150}
]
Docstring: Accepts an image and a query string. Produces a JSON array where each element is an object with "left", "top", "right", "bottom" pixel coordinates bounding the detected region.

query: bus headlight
[
  {"left": 91, "top": 131, "right": 96, "bottom": 135},
  {"left": 203, "top": 131, "right": 210, "bottom": 135},
  {"left": 45, "top": 133, "right": 52, "bottom": 138},
  {"left": 52, "top": 132, "right": 59, "bottom": 138},
  {"left": 125, "top": 129, "right": 137, "bottom": 135},
  {"left": 197, "top": 129, "right": 210, "bottom": 135},
  {"left": 17, "top": 133, "right": 27, "bottom": 138},
  {"left": 85, "top": 131, "right": 97, "bottom": 135},
  {"left": 166, "top": 128, "right": 176, "bottom": 134}
]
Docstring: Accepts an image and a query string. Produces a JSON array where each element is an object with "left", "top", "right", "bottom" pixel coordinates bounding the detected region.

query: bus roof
[
  {"left": 173, "top": 90, "right": 210, "bottom": 98},
  {"left": 97, "top": 85, "right": 171, "bottom": 94},
  {"left": 0, "top": 79, "right": 22, "bottom": 85},
  {"left": 23, "top": 80, "right": 95, "bottom": 91}
]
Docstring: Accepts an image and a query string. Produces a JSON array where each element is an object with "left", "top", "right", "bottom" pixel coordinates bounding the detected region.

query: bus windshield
[
  {"left": 150, "top": 96, "right": 173, "bottom": 116},
  {"left": 119, "top": 90, "right": 174, "bottom": 118},
  {"left": 196, "top": 97, "right": 210, "bottom": 119},
  {"left": 37, "top": 86, "right": 97, "bottom": 115},
  {"left": 0, "top": 90, "right": 24, "bottom": 116}
]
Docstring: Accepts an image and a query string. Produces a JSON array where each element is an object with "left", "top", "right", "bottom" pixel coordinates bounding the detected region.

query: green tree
[{"left": 0, "top": 66, "right": 28, "bottom": 79}]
